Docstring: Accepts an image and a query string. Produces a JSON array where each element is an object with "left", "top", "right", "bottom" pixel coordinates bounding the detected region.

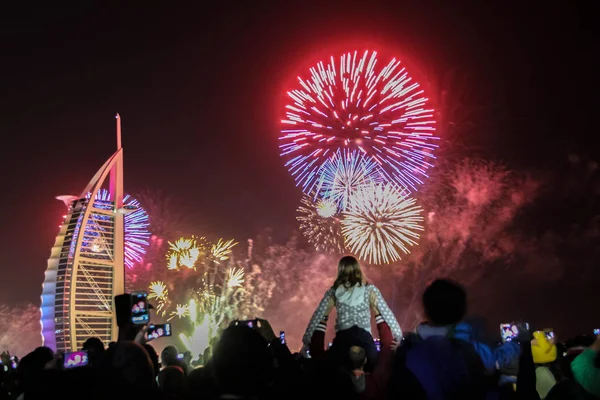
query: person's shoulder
[{"left": 365, "top": 283, "right": 380, "bottom": 293}]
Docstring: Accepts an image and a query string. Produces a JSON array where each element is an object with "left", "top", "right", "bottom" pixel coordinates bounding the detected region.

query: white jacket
[{"left": 302, "top": 283, "right": 402, "bottom": 344}]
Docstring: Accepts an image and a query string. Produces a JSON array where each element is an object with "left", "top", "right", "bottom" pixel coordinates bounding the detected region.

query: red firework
[{"left": 280, "top": 50, "right": 437, "bottom": 194}]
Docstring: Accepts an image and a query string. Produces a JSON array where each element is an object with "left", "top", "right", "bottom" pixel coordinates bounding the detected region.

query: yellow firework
[
  {"left": 342, "top": 184, "right": 423, "bottom": 265},
  {"left": 168, "top": 303, "right": 189, "bottom": 321},
  {"left": 166, "top": 236, "right": 202, "bottom": 270},
  {"left": 148, "top": 281, "right": 169, "bottom": 316},
  {"left": 211, "top": 238, "right": 238, "bottom": 263},
  {"left": 225, "top": 268, "right": 245, "bottom": 288},
  {"left": 148, "top": 281, "right": 168, "bottom": 301}
]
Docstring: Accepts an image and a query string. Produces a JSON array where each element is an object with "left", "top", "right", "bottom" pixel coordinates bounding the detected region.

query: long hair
[{"left": 332, "top": 256, "right": 366, "bottom": 289}]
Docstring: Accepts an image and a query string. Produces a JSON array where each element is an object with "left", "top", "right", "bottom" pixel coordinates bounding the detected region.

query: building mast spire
[{"left": 116, "top": 113, "right": 122, "bottom": 150}]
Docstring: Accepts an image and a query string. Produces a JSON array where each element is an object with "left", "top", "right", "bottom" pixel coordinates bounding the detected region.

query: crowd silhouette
[{"left": 1, "top": 257, "right": 598, "bottom": 400}]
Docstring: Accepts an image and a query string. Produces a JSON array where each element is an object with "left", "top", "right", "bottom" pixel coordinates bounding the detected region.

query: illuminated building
[{"left": 40, "top": 115, "right": 126, "bottom": 351}]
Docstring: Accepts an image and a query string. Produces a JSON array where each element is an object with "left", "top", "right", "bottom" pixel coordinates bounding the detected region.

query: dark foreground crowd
[{"left": 1, "top": 279, "right": 598, "bottom": 400}]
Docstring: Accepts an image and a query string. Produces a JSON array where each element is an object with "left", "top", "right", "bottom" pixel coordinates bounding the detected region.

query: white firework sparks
[
  {"left": 342, "top": 184, "right": 423, "bottom": 264},
  {"left": 316, "top": 149, "right": 385, "bottom": 211}
]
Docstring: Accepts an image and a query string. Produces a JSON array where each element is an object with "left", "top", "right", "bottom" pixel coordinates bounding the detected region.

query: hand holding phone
[{"left": 279, "top": 331, "right": 286, "bottom": 345}]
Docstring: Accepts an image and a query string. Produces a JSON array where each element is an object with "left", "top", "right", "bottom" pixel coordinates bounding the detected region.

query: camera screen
[
  {"left": 64, "top": 351, "right": 89, "bottom": 369},
  {"left": 148, "top": 323, "right": 171, "bottom": 340},
  {"left": 131, "top": 292, "right": 149, "bottom": 325},
  {"left": 501, "top": 324, "right": 519, "bottom": 342}
]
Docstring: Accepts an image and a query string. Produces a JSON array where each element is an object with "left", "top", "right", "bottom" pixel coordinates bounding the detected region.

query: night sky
[{"left": 1, "top": 1, "right": 598, "bottom": 321}]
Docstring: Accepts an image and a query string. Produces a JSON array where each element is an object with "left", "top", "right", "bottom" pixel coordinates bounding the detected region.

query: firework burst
[
  {"left": 148, "top": 280, "right": 169, "bottom": 316},
  {"left": 342, "top": 184, "right": 423, "bottom": 264},
  {"left": 166, "top": 237, "right": 202, "bottom": 270},
  {"left": 211, "top": 239, "right": 238, "bottom": 263},
  {"left": 316, "top": 149, "right": 385, "bottom": 211},
  {"left": 225, "top": 268, "right": 245, "bottom": 288},
  {"left": 280, "top": 50, "right": 437, "bottom": 194},
  {"left": 297, "top": 195, "right": 345, "bottom": 253},
  {"left": 168, "top": 303, "right": 190, "bottom": 321},
  {"left": 89, "top": 189, "right": 151, "bottom": 268},
  {"left": 316, "top": 198, "right": 337, "bottom": 218}
]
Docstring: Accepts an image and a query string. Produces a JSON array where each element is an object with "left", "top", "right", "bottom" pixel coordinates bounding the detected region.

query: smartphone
[
  {"left": 238, "top": 319, "right": 256, "bottom": 328},
  {"left": 147, "top": 323, "right": 171, "bottom": 340},
  {"left": 130, "top": 291, "right": 149, "bottom": 325},
  {"left": 374, "top": 338, "right": 381, "bottom": 352},
  {"left": 177, "top": 353, "right": 184, "bottom": 360},
  {"left": 593, "top": 328, "right": 599, "bottom": 336},
  {"left": 544, "top": 330, "right": 555, "bottom": 340},
  {"left": 279, "top": 331, "right": 286, "bottom": 345},
  {"left": 500, "top": 323, "right": 519, "bottom": 342},
  {"left": 328, "top": 342, "right": 333, "bottom": 349},
  {"left": 64, "top": 351, "right": 89, "bottom": 369}
]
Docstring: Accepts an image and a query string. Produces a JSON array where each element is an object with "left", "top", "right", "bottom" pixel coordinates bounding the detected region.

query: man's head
[
  {"left": 348, "top": 346, "right": 366, "bottom": 371},
  {"left": 82, "top": 337, "right": 105, "bottom": 366},
  {"left": 212, "top": 325, "right": 274, "bottom": 396},
  {"left": 161, "top": 345, "right": 178, "bottom": 367},
  {"left": 158, "top": 365, "right": 187, "bottom": 397},
  {"left": 422, "top": 279, "right": 467, "bottom": 326}
]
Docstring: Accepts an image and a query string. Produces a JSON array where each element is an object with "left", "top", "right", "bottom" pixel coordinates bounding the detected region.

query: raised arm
[
  {"left": 369, "top": 285, "right": 402, "bottom": 340},
  {"left": 302, "top": 288, "right": 335, "bottom": 345}
]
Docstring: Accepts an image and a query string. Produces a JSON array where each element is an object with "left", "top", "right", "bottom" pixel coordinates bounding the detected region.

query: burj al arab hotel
[{"left": 40, "top": 115, "right": 127, "bottom": 351}]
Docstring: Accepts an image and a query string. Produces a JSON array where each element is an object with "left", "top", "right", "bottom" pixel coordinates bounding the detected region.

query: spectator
[
  {"left": 211, "top": 318, "right": 302, "bottom": 399},
  {"left": 82, "top": 337, "right": 105, "bottom": 367},
  {"left": 15, "top": 346, "right": 55, "bottom": 399},
  {"left": 161, "top": 346, "right": 179, "bottom": 369},
  {"left": 452, "top": 320, "right": 520, "bottom": 375},
  {"left": 143, "top": 344, "right": 160, "bottom": 378},
  {"left": 570, "top": 335, "right": 600, "bottom": 398},
  {"left": 302, "top": 255, "right": 401, "bottom": 372},
  {"left": 160, "top": 345, "right": 188, "bottom": 374},
  {"left": 157, "top": 365, "right": 187, "bottom": 399},
  {"left": 532, "top": 331, "right": 560, "bottom": 399},
  {"left": 310, "top": 314, "right": 395, "bottom": 399},
  {"left": 390, "top": 279, "right": 487, "bottom": 399}
]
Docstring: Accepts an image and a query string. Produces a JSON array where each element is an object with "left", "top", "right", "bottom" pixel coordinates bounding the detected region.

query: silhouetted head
[
  {"left": 422, "top": 279, "right": 467, "bottom": 326},
  {"left": 333, "top": 256, "right": 366, "bottom": 289},
  {"left": 348, "top": 346, "right": 367, "bottom": 371},
  {"left": 111, "top": 341, "right": 155, "bottom": 390},
  {"left": 82, "top": 337, "right": 105, "bottom": 366},
  {"left": 212, "top": 325, "right": 274, "bottom": 397},
  {"left": 161, "top": 345, "right": 179, "bottom": 367},
  {"left": 158, "top": 365, "right": 187, "bottom": 398},
  {"left": 143, "top": 344, "right": 160, "bottom": 376},
  {"left": 16, "top": 347, "right": 55, "bottom": 394}
]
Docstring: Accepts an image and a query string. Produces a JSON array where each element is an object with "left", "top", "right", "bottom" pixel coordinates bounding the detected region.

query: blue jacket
[
  {"left": 452, "top": 322, "right": 520, "bottom": 374},
  {"left": 405, "top": 324, "right": 487, "bottom": 399}
]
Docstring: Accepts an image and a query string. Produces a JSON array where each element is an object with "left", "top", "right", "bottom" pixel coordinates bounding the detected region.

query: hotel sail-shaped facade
[{"left": 40, "top": 115, "right": 125, "bottom": 352}]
